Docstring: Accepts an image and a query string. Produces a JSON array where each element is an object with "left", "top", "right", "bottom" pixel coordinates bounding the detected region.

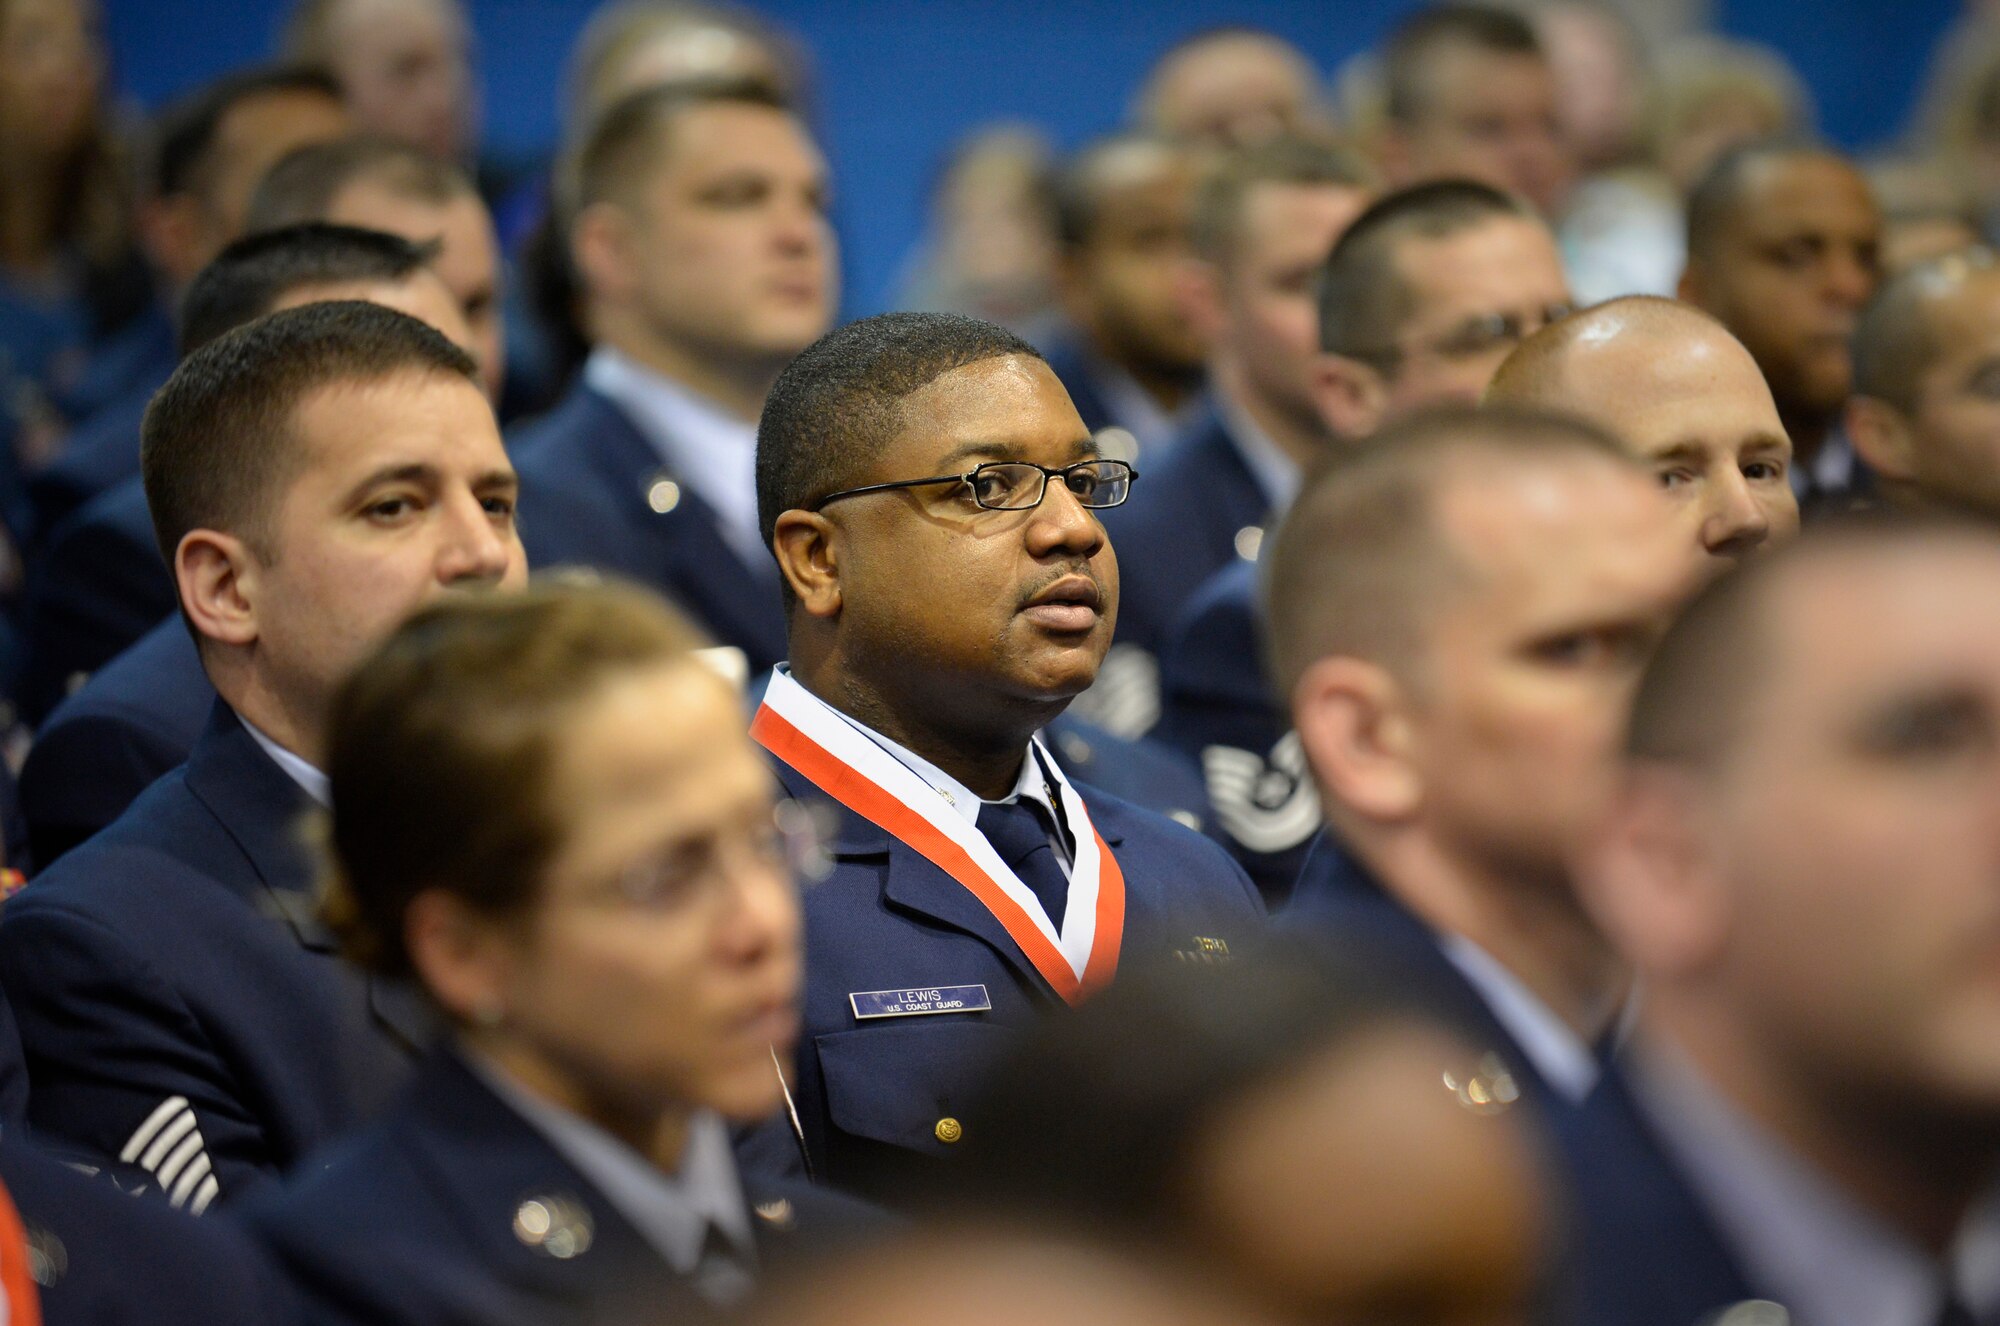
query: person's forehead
[
  {"left": 1763, "top": 545, "right": 2000, "bottom": 715},
  {"left": 215, "top": 90, "right": 345, "bottom": 157},
  {"left": 1728, "top": 156, "right": 1878, "bottom": 237},
  {"left": 1562, "top": 324, "right": 1780, "bottom": 436},
  {"left": 653, "top": 101, "right": 823, "bottom": 180},
  {"left": 558, "top": 661, "right": 757, "bottom": 801},
  {"left": 1921, "top": 271, "right": 2000, "bottom": 362},
  {"left": 1417, "top": 43, "right": 1552, "bottom": 107},
  {"left": 1435, "top": 460, "right": 1682, "bottom": 607},
  {"left": 1161, "top": 38, "right": 1309, "bottom": 102},
  {"left": 887, "top": 356, "right": 1087, "bottom": 456},
  {"left": 1397, "top": 218, "right": 1566, "bottom": 317},
  {"left": 290, "top": 369, "right": 500, "bottom": 467},
  {"left": 1238, "top": 182, "right": 1367, "bottom": 255}
]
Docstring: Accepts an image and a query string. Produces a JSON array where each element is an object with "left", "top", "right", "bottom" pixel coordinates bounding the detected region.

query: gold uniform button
[
  {"left": 934, "top": 1116, "right": 963, "bottom": 1144},
  {"left": 646, "top": 477, "right": 682, "bottom": 514}
]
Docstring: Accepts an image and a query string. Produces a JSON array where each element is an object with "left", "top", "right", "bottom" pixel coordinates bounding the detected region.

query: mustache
[{"left": 1017, "top": 563, "right": 1104, "bottom": 610}]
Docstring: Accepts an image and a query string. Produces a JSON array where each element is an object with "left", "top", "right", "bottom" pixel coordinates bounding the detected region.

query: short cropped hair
[
  {"left": 756, "top": 312, "right": 1043, "bottom": 547},
  {"left": 1384, "top": 5, "right": 1544, "bottom": 126},
  {"left": 564, "top": 0, "right": 803, "bottom": 132},
  {"left": 321, "top": 580, "right": 714, "bottom": 979},
  {"left": 1262, "top": 405, "right": 1634, "bottom": 703},
  {"left": 177, "top": 222, "right": 439, "bottom": 357},
  {"left": 1052, "top": 131, "right": 1185, "bottom": 250},
  {"left": 1318, "top": 180, "right": 1530, "bottom": 364},
  {"left": 1625, "top": 510, "right": 2000, "bottom": 769},
  {"left": 142, "top": 300, "right": 477, "bottom": 568},
  {"left": 1190, "top": 137, "right": 1375, "bottom": 265},
  {"left": 149, "top": 65, "right": 342, "bottom": 202},
  {"left": 245, "top": 134, "right": 475, "bottom": 235},
  {"left": 1850, "top": 248, "right": 1997, "bottom": 414},
  {"left": 1684, "top": 138, "right": 1839, "bottom": 263},
  {"left": 560, "top": 77, "right": 792, "bottom": 221}
]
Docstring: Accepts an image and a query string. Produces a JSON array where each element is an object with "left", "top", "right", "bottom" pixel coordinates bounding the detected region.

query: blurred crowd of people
[{"left": 0, "top": 1, "right": 1995, "bottom": 1324}]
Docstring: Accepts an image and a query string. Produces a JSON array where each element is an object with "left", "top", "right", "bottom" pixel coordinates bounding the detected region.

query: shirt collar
[
  {"left": 464, "top": 1047, "right": 757, "bottom": 1289},
  {"left": 240, "top": 719, "right": 330, "bottom": 807},
  {"left": 1791, "top": 428, "right": 1858, "bottom": 499},
  {"left": 1631, "top": 1037, "right": 1996, "bottom": 1326},
  {"left": 1214, "top": 388, "right": 1301, "bottom": 515},
  {"left": 776, "top": 666, "right": 1069, "bottom": 847},
  {"left": 1436, "top": 934, "right": 1600, "bottom": 1104},
  {"left": 583, "top": 347, "right": 769, "bottom": 573}
]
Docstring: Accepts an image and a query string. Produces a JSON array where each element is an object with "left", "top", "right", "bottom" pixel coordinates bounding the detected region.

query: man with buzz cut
[
  {"left": 19, "top": 223, "right": 483, "bottom": 869},
  {"left": 509, "top": 78, "right": 835, "bottom": 676},
  {"left": 1147, "top": 179, "right": 1571, "bottom": 901},
  {"left": 0, "top": 301, "right": 526, "bottom": 1208},
  {"left": 1267, "top": 407, "right": 1696, "bottom": 1117},
  {"left": 746, "top": 311, "right": 1263, "bottom": 1205}
]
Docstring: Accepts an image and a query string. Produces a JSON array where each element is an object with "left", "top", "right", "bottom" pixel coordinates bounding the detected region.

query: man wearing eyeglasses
[
  {"left": 744, "top": 311, "right": 1264, "bottom": 1205},
  {"left": 1147, "top": 179, "right": 1573, "bottom": 904}
]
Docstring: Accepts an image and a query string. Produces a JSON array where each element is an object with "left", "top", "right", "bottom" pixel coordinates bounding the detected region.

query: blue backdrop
[{"left": 102, "top": 0, "right": 1958, "bottom": 316}]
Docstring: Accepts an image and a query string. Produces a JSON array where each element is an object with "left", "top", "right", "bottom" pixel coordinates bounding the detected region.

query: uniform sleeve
[{"left": 0, "top": 901, "right": 280, "bottom": 1210}]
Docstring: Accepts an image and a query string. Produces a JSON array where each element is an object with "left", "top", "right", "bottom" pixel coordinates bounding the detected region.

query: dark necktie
[{"left": 979, "top": 798, "right": 1069, "bottom": 931}]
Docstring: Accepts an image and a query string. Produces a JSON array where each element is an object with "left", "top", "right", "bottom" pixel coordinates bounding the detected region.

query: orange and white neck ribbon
[{"left": 754, "top": 668, "right": 1124, "bottom": 1005}]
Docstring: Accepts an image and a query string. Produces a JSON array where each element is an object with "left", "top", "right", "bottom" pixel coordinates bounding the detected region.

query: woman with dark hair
[{"left": 245, "top": 580, "right": 869, "bottom": 1326}]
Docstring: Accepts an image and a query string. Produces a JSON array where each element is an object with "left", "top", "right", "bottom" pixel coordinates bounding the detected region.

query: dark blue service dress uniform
[
  {"left": 244, "top": 1044, "right": 880, "bottom": 1326},
  {"left": 1, "top": 1135, "right": 303, "bottom": 1326},
  {"left": 1282, "top": 836, "right": 1586, "bottom": 1114},
  {"left": 510, "top": 383, "right": 788, "bottom": 674},
  {"left": 0, "top": 702, "right": 430, "bottom": 1207},
  {"left": 1561, "top": 1063, "right": 1761, "bottom": 1326},
  {"left": 17, "top": 475, "right": 173, "bottom": 727},
  {"left": 19, "top": 619, "right": 213, "bottom": 869},
  {"left": 751, "top": 704, "right": 1264, "bottom": 1204},
  {"left": 1153, "top": 557, "right": 1319, "bottom": 906}
]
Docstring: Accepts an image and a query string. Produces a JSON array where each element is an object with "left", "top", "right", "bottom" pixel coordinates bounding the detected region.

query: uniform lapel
[
  {"left": 585, "top": 392, "right": 788, "bottom": 673},
  {"left": 773, "top": 762, "right": 1063, "bottom": 1001}
]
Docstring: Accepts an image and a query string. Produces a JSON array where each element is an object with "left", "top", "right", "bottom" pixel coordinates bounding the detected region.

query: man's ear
[
  {"left": 175, "top": 528, "right": 261, "bottom": 647},
  {"left": 404, "top": 889, "right": 512, "bottom": 1028},
  {"left": 1310, "top": 352, "right": 1389, "bottom": 442},
  {"left": 1575, "top": 766, "right": 1731, "bottom": 979},
  {"left": 570, "top": 201, "right": 640, "bottom": 307},
  {"left": 1291, "top": 654, "right": 1421, "bottom": 823},
  {"left": 771, "top": 509, "right": 842, "bottom": 619},
  {"left": 1844, "top": 394, "right": 1919, "bottom": 482}
]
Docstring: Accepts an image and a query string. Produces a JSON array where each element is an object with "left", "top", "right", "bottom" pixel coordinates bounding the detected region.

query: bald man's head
[
  {"left": 1488, "top": 296, "right": 1798, "bottom": 560},
  {"left": 1848, "top": 248, "right": 2000, "bottom": 516}
]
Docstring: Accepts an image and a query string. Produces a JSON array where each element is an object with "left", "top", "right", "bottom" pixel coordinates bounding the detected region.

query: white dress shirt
[
  {"left": 242, "top": 719, "right": 330, "bottom": 807},
  {"left": 583, "top": 347, "right": 772, "bottom": 575},
  {"left": 1215, "top": 388, "right": 1301, "bottom": 517},
  {"left": 778, "top": 667, "right": 1074, "bottom": 873}
]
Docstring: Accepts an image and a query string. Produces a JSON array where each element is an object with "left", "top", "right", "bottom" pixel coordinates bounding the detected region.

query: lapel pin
[
  {"left": 514, "top": 1195, "right": 594, "bottom": 1259},
  {"left": 646, "top": 475, "right": 682, "bottom": 514},
  {"left": 753, "top": 1198, "right": 795, "bottom": 1230}
]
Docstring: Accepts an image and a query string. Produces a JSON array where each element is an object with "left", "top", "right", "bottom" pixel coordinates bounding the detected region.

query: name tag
[{"left": 849, "top": 985, "right": 992, "bottom": 1020}]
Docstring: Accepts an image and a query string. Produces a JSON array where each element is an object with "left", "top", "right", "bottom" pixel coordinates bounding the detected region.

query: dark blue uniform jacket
[
  {"left": 0, "top": 702, "right": 429, "bottom": 1207},
  {"left": 246, "top": 1044, "right": 882, "bottom": 1326},
  {"left": 510, "top": 384, "right": 786, "bottom": 674},
  {"left": 753, "top": 752, "right": 1264, "bottom": 1204}
]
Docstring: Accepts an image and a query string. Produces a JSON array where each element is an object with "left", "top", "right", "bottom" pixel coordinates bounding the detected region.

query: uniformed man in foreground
[
  {"left": 748, "top": 311, "right": 1264, "bottom": 1202},
  {"left": 0, "top": 302, "right": 525, "bottom": 1205},
  {"left": 1266, "top": 407, "right": 1697, "bottom": 1117},
  {"left": 1572, "top": 514, "right": 2000, "bottom": 1326}
]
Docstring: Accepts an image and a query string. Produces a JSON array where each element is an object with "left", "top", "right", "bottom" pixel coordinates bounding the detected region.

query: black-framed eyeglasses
[{"left": 807, "top": 459, "right": 1138, "bottom": 513}]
